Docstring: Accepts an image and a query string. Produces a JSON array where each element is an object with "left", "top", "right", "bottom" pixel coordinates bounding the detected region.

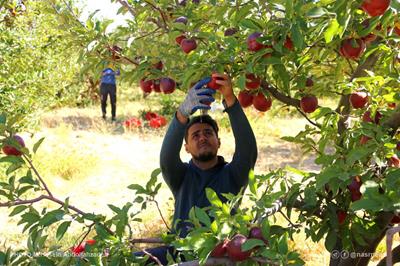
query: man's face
[{"left": 185, "top": 123, "right": 220, "bottom": 162}]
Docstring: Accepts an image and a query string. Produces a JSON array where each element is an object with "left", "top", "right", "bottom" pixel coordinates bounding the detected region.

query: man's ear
[
  {"left": 184, "top": 143, "right": 189, "bottom": 153},
  {"left": 218, "top": 138, "right": 221, "bottom": 148}
]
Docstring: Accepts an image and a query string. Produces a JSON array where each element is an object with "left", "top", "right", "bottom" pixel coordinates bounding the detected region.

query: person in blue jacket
[
  {"left": 134, "top": 73, "right": 257, "bottom": 265},
  {"left": 100, "top": 64, "right": 120, "bottom": 121}
]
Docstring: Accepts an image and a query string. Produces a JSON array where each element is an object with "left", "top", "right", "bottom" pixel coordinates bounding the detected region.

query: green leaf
[
  {"left": 33, "top": 137, "right": 45, "bottom": 154},
  {"left": 0, "top": 114, "right": 6, "bottom": 124},
  {"left": 278, "top": 234, "right": 288, "bottom": 254},
  {"left": 35, "top": 256, "right": 55, "bottom": 266},
  {"left": 205, "top": 188, "right": 222, "bottom": 207},
  {"left": 239, "top": 19, "right": 262, "bottom": 31},
  {"left": 324, "top": 229, "right": 337, "bottom": 252},
  {"left": 291, "top": 22, "right": 304, "bottom": 50},
  {"left": 39, "top": 210, "right": 65, "bottom": 227},
  {"left": 9, "top": 205, "right": 27, "bottom": 216},
  {"left": 108, "top": 204, "right": 122, "bottom": 214},
  {"left": 242, "top": 238, "right": 265, "bottom": 251},
  {"left": 194, "top": 207, "right": 211, "bottom": 227},
  {"left": 350, "top": 199, "right": 383, "bottom": 211},
  {"left": 127, "top": 184, "right": 147, "bottom": 194},
  {"left": 56, "top": 221, "right": 71, "bottom": 241},
  {"left": 248, "top": 169, "right": 257, "bottom": 195},
  {"left": 316, "top": 165, "right": 342, "bottom": 189},
  {"left": 324, "top": 19, "right": 340, "bottom": 43}
]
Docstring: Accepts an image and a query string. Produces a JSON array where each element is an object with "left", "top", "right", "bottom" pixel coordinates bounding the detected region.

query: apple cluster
[
  {"left": 139, "top": 61, "right": 176, "bottom": 95},
  {"left": 210, "top": 226, "right": 268, "bottom": 262},
  {"left": 123, "top": 111, "right": 167, "bottom": 130}
]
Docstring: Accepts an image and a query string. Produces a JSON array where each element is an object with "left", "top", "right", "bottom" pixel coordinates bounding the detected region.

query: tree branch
[
  {"left": 130, "top": 238, "right": 164, "bottom": 244},
  {"left": 143, "top": 0, "right": 169, "bottom": 30},
  {"left": 22, "top": 154, "right": 53, "bottom": 197},
  {"left": 261, "top": 80, "right": 299, "bottom": 107},
  {"left": 114, "top": 0, "right": 136, "bottom": 17}
]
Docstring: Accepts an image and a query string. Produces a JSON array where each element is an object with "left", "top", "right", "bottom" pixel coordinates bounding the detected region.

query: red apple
[
  {"left": 362, "top": 111, "right": 374, "bottom": 123},
  {"left": 132, "top": 118, "right": 142, "bottom": 127},
  {"left": 337, "top": 210, "right": 347, "bottom": 225},
  {"left": 111, "top": 45, "right": 122, "bottom": 52},
  {"left": 300, "top": 95, "right": 318, "bottom": 113},
  {"left": 247, "top": 32, "right": 265, "bottom": 52},
  {"left": 348, "top": 176, "right": 362, "bottom": 192},
  {"left": 249, "top": 227, "right": 268, "bottom": 245},
  {"left": 347, "top": 176, "right": 362, "bottom": 201},
  {"left": 160, "top": 77, "right": 176, "bottom": 94},
  {"left": 174, "top": 16, "right": 188, "bottom": 24},
  {"left": 351, "top": 191, "right": 362, "bottom": 201},
  {"left": 85, "top": 239, "right": 96, "bottom": 246},
  {"left": 238, "top": 91, "right": 254, "bottom": 108},
  {"left": 361, "top": 0, "right": 390, "bottom": 17},
  {"left": 360, "top": 135, "right": 371, "bottom": 145},
  {"left": 224, "top": 27, "right": 238, "bottom": 36},
  {"left": 144, "top": 112, "right": 158, "bottom": 121},
  {"left": 152, "top": 79, "right": 161, "bottom": 93},
  {"left": 226, "top": 234, "right": 251, "bottom": 262},
  {"left": 350, "top": 91, "right": 369, "bottom": 109},
  {"left": 245, "top": 73, "right": 260, "bottom": 90},
  {"left": 284, "top": 37, "right": 294, "bottom": 50},
  {"left": 305, "top": 78, "right": 314, "bottom": 87},
  {"left": 388, "top": 154, "right": 400, "bottom": 168},
  {"left": 207, "top": 75, "right": 222, "bottom": 90},
  {"left": 210, "top": 239, "right": 228, "bottom": 257},
  {"left": 2, "top": 135, "right": 25, "bottom": 156},
  {"left": 262, "top": 45, "right": 273, "bottom": 58},
  {"left": 71, "top": 243, "right": 85, "bottom": 256},
  {"left": 374, "top": 111, "right": 382, "bottom": 124},
  {"left": 361, "top": 19, "right": 377, "bottom": 44},
  {"left": 139, "top": 79, "right": 153, "bottom": 93},
  {"left": 252, "top": 93, "right": 272, "bottom": 112},
  {"left": 339, "top": 38, "right": 366, "bottom": 60},
  {"left": 175, "top": 35, "right": 186, "bottom": 45},
  {"left": 153, "top": 61, "right": 163, "bottom": 70},
  {"left": 180, "top": 38, "right": 197, "bottom": 54},
  {"left": 391, "top": 215, "right": 400, "bottom": 224}
]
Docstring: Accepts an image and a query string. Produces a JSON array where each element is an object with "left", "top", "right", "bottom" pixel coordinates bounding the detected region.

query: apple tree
[{"left": 80, "top": 0, "right": 400, "bottom": 265}]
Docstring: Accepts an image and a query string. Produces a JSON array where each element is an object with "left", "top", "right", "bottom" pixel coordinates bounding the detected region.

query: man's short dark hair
[{"left": 184, "top": 115, "right": 219, "bottom": 142}]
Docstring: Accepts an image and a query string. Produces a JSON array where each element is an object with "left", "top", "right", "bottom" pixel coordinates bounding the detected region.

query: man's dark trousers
[{"left": 100, "top": 83, "right": 116, "bottom": 119}]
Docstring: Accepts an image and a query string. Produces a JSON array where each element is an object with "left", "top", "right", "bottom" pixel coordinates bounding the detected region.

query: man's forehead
[{"left": 188, "top": 123, "right": 214, "bottom": 134}]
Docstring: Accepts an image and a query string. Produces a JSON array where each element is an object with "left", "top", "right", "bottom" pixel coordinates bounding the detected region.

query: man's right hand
[{"left": 178, "top": 77, "right": 216, "bottom": 119}]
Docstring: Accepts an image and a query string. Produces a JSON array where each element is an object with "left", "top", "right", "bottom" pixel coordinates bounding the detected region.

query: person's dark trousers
[
  {"left": 100, "top": 83, "right": 117, "bottom": 119},
  {"left": 133, "top": 245, "right": 184, "bottom": 265}
]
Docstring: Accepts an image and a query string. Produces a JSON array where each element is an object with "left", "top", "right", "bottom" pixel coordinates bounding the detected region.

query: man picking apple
[
  {"left": 135, "top": 73, "right": 258, "bottom": 265},
  {"left": 100, "top": 63, "right": 120, "bottom": 122}
]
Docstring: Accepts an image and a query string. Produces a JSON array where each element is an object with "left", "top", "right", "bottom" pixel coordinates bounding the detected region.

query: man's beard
[{"left": 193, "top": 151, "right": 217, "bottom": 162}]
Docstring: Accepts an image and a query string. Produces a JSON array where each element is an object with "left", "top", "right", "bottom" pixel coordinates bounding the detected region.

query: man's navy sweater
[{"left": 160, "top": 100, "right": 257, "bottom": 236}]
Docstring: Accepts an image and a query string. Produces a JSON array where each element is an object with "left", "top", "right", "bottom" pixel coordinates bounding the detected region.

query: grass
[{"left": 0, "top": 85, "right": 398, "bottom": 265}]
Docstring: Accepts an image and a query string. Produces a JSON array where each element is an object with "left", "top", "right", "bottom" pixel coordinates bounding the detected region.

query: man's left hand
[{"left": 212, "top": 73, "right": 236, "bottom": 107}]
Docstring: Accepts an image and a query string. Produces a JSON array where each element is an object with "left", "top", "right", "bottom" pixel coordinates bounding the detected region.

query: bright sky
[{"left": 77, "top": 0, "right": 130, "bottom": 32}]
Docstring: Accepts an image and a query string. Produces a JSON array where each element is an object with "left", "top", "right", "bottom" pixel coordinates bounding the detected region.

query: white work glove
[{"left": 178, "top": 77, "right": 216, "bottom": 117}]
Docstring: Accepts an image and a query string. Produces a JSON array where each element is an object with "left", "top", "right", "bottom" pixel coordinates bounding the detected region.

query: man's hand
[
  {"left": 212, "top": 73, "right": 236, "bottom": 107},
  {"left": 178, "top": 77, "right": 216, "bottom": 120}
]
